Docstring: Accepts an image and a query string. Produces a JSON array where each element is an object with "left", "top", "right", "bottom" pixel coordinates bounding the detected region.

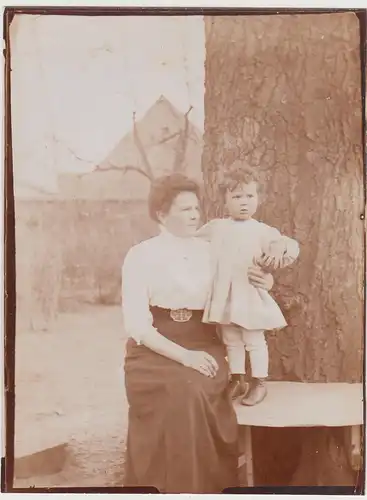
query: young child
[{"left": 196, "top": 162, "right": 299, "bottom": 406}]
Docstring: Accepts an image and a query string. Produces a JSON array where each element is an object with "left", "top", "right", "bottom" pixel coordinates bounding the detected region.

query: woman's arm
[
  {"left": 122, "top": 247, "right": 218, "bottom": 377},
  {"left": 122, "top": 247, "right": 190, "bottom": 365}
]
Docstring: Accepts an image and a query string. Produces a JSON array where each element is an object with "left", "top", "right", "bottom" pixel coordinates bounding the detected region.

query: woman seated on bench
[{"left": 121, "top": 173, "right": 275, "bottom": 493}]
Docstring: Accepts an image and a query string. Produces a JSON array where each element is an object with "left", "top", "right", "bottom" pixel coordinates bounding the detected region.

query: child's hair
[{"left": 219, "top": 160, "right": 262, "bottom": 196}]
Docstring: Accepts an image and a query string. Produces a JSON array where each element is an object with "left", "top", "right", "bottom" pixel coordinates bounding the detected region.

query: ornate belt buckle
[{"left": 170, "top": 308, "right": 193, "bottom": 323}]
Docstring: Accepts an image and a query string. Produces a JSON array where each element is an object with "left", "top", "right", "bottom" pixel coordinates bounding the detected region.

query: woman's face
[{"left": 159, "top": 191, "right": 201, "bottom": 237}]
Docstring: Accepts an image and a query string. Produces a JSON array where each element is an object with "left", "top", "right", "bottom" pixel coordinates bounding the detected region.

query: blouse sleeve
[{"left": 121, "top": 246, "right": 158, "bottom": 344}]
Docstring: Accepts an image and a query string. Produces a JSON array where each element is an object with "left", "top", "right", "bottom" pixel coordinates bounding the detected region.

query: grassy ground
[{"left": 14, "top": 305, "right": 128, "bottom": 488}]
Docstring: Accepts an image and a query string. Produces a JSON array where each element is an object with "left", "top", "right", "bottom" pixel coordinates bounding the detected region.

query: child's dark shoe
[
  {"left": 228, "top": 374, "right": 249, "bottom": 400},
  {"left": 240, "top": 378, "right": 267, "bottom": 406}
]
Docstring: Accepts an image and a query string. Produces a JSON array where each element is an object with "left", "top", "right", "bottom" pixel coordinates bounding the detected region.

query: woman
[{"left": 122, "top": 174, "right": 274, "bottom": 493}]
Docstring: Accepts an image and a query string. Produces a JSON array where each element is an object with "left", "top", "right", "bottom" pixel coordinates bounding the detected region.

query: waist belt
[{"left": 150, "top": 306, "right": 204, "bottom": 323}]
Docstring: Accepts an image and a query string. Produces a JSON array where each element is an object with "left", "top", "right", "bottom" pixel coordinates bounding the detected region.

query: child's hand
[{"left": 257, "top": 239, "right": 286, "bottom": 271}]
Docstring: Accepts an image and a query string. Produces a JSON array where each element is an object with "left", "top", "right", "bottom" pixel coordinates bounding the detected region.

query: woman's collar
[{"left": 158, "top": 224, "right": 196, "bottom": 244}]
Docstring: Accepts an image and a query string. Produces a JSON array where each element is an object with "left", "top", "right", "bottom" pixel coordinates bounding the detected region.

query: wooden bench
[{"left": 235, "top": 382, "right": 364, "bottom": 487}]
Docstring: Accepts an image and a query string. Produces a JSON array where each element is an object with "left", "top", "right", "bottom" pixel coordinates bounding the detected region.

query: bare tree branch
[
  {"left": 101, "top": 164, "right": 153, "bottom": 181},
  {"left": 51, "top": 104, "right": 200, "bottom": 185},
  {"left": 157, "top": 130, "right": 181, "bottom": 145},
  {"left": 77, "top": 163, "right": 153, "bottom": 181},
  {"left": 184, "top": 105, "right": 194, "bottom": 118},
  {"left": 133, "top": 111, "right": 154, "bottom": 179},
  {"left": 173, "top": 105, "right": 193, "bottom": 173},
  {"left": 52, "top": 131, "right": 154, "bottom": 182},
  {"left": 51, "top": 135, "right": 96, "bottom": 165}
]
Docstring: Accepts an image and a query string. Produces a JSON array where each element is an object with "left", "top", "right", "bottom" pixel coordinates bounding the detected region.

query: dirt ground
[{"left": 14, "top": 305, "right": 128, "bottom": 488}]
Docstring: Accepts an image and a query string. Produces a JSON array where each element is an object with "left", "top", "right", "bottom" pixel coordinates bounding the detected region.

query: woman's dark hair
[{"left": 148, "top": 173, "right": 201, "bottom": 222}]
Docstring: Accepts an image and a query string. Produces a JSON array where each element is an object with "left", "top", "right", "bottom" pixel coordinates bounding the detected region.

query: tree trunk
[{"left": 203, "top": 12, "right": 364, "bottom": 487}]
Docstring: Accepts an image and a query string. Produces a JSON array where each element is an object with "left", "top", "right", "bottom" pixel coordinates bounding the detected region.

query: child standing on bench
[{"left": 196, "top": 161, "right": 299, "bottom": 406}]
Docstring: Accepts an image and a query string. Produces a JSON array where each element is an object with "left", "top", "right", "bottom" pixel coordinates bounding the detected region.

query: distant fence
[{"left": 15, "top": 199, "right": 158, "bottom": 330}]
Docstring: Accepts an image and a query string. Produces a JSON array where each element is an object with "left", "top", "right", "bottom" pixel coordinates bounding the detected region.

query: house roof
[{"left": 58, "top": 95, "right": 203, "bottom": 200}]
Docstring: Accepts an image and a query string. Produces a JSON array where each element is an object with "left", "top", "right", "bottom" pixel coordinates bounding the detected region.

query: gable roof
[
  {"left": 99, "top": 95, "right": 202, "bottom": 172},
  {"left": 58, "top": 95, "right": 203, "bottom": 200}
]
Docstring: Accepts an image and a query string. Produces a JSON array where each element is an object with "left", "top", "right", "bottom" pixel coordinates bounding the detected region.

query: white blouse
[{"left": 121, "top": 226, "right": 212, "bottom": 343}]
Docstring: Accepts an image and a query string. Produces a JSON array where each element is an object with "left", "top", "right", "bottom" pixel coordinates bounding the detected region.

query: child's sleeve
[
  {"left": 195, "top": 218, "right": 221, "bottom": 242},
  {"left": 281, "top": 235, "right": 300, "bottom": 267},
  {"left": 263, "top": 225, "right": 300, "bottom": 268}
]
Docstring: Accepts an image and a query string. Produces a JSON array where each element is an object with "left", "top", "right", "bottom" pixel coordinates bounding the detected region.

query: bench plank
[{"left": 235, "top": 382, "right": 363, "bottom": 428}]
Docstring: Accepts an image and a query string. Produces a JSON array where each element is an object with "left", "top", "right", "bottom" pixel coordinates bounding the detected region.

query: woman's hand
[
  {"left": 183, "top": 350, "right": 219, "bottom": 378},
  {"left": 248, "top": 265, "right": 274, "bottom": 291}
]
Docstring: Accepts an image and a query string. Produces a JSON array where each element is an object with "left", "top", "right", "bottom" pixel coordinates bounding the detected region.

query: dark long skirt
[{"left": 124, "top": 307, "right": 239, "bottom": 493}]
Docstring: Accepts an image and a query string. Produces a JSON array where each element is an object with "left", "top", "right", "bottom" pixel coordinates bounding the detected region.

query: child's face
[{"left": 225, "top": 181, "right": 259, "bottom": 220}]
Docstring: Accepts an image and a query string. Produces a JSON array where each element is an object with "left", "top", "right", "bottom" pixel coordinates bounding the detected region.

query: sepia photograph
[{"left": 3, "top": 7, "right": 365, "bottom": 494}]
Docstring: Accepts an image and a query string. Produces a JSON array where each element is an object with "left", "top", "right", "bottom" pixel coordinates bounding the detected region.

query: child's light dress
[{"left": 196, "top": 218, "right": 299, "bottom": 331}]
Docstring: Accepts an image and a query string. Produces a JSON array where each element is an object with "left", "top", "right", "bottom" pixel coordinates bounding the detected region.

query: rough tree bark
[{"left": 203, "top": 13, "right": 364, "bottom": 487}]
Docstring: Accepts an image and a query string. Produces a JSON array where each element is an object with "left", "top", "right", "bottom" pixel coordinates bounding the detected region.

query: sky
[{"left": 10, "top": 15, "right": 205, "bottom": 193}]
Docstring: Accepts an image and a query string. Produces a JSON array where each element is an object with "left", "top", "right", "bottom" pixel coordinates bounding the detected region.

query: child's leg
[
  {"left": 240, "top": 329, "right": 268, "bottom": 406},
  {"left": 221, "top": 324, "right": 246, "bottom": 375},
  {"left": 221, "top": 324, "right": 249, "bottom": 399},
  {"left": 242, "top": 329, "right": 268, "bottom": 379}
]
